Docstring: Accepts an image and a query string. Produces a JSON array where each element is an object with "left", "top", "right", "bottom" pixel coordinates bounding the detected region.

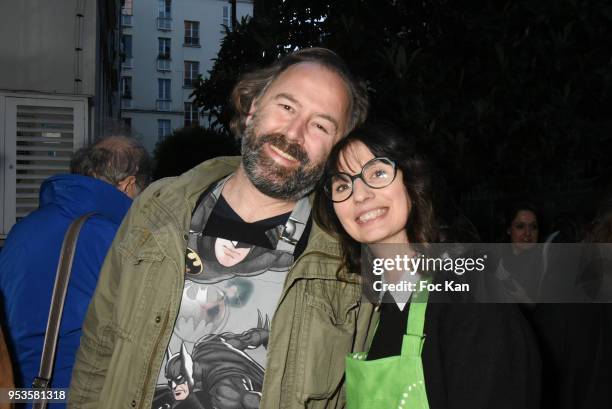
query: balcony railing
[
  {"left": 184, "top": 36, "right": 199, "bottom": 46},
  {"left": 121, "top": 14, "right": 133, "bottom": 27},
  {"left": 157, "top": 58, "right": 171, "bottom": 71},
  {"left": 121, "top": 57, "right": 133, "bottom": 69},
  {"left": 157, "top": 17, "right": 171, "bottom": 30},
  {"left": 157, "top": 99, "right": 171, "bottom": 111}
]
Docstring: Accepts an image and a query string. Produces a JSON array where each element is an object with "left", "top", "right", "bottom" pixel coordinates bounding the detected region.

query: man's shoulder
[
  {"left": 121, "top": 156, "right": 241, "bottom": 236},
  {"left": 294, "top": 220, "right": 364, "bottom": 283},
  {"left": 304, "top": 220, "right": 341, "bottom": 256},
  {"left": 136, "top": 156, "right": 241, "bottom": 207}
]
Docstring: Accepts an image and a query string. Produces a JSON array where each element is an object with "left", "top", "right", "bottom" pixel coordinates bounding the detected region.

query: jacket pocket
[
  {"left": 297, "top": 284, "right": 360, "bottom": 401},
  {"left": 114, "top": 227, "right": 166, "bottom": 336}
]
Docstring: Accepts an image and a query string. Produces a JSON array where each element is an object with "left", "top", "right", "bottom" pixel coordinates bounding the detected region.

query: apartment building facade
[
  {"left": 120, "top": 0, "right": 253, "bottom": 153},
  {"left": 0, "top": 0, "right": 121, "bottom": 240}
]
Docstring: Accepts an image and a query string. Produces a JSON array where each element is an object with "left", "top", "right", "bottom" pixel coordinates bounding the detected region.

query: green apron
[{"left": 346, "top": 288, "right": 430, "bottom": 409}]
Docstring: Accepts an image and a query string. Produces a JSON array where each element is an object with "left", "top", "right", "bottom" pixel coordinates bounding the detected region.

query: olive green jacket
[{"left": 69, "top": 157, "right": 378, "bottom": 409}]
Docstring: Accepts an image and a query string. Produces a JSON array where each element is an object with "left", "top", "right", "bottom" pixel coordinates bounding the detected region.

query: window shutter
[{"left": 2, "top": 95, "right": 87, "bottom": 237}]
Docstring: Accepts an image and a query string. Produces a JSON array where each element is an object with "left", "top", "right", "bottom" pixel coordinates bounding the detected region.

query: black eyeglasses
[{"left": 324, "top": 157, "right": 397, "bottom": 203}]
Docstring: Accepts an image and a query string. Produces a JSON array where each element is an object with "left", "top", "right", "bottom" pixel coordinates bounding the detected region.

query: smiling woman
[
  {"left": 315, "top": 122, "right": 438, "bottom": 276},
  {"left": 314, "top": 122, "right": 541, "bottom": 409}
]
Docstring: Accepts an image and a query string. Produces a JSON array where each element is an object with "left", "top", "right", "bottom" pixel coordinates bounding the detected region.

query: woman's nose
[{"left": 352, "top": 178, "right": 374, "bottom": 203}]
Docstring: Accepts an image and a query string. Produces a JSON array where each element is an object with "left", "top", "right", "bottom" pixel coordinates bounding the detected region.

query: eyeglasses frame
[{"left": 324, "top": 157, "right": 397, "bottom": 203}]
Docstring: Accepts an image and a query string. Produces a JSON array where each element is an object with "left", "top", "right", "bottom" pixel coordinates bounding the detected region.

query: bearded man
[{"left": 69, "top": 48, "right": 375, "bottom": 409}]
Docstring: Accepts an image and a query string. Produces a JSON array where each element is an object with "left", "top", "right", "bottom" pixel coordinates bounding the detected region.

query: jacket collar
[{"left": 147, "top": 156, "right": 355, "bottom": 281}]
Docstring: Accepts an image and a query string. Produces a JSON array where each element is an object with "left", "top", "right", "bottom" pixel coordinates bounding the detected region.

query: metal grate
[{"left": 14, "top": 105, "right": 74, "bottom": 219}]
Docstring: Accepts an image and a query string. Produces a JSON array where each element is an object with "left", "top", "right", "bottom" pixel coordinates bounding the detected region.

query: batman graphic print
[{"left": 152, "top": 189, "right": 310, "bottom": 409}]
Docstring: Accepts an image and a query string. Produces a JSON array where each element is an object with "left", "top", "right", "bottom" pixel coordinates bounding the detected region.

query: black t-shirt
[
  {"left": 368, "top": 287, "right": 542, "bottom": 409},
  {"left": 203, "top": 194, "right": 311, "bottom": 258}
]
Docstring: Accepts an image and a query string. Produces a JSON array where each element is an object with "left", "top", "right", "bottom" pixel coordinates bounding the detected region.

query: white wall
[{"left": 0, "top": 0, "right": 98, "bottom": 96}]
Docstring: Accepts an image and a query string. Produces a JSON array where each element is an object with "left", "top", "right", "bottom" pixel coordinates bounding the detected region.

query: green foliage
[
  {"left": 152, "top": 126, "right": 239, "bottom": 180},
  {"left": 191, "top": 0, "right": 612, "bottom": 204}
]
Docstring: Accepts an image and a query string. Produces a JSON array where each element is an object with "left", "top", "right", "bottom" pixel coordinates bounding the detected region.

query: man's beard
[{"left": 241, "top": 117, "right": 325, "bottom": 201}]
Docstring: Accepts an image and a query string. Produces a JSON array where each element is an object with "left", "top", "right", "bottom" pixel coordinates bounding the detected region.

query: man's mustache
[{"left": 257, "top": 133, "right": 309, "bottom": 165}]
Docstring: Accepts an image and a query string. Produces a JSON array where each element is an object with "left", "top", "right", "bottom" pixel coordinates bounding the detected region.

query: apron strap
[
  {"left": 189, "top": 174, "right": 311, "bottom": 256},
  {"left": 274, "top": 196, "right": 311, "bottom": 253},
  {"left": 401, "top": 279, "right": 430, "bottom": 357}
]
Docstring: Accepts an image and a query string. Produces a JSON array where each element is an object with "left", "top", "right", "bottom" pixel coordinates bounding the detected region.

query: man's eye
[
  {"left": 279, "top": 104, "right": 293, "bottom": 112},
  {"left": 313, "top": 123, "right": 329, "bottom": 134}
]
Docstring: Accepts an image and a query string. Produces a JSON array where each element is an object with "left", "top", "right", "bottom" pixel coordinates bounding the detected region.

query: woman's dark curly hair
[{"left": 314, "top": 122, "right": 440, "bottom": 275}]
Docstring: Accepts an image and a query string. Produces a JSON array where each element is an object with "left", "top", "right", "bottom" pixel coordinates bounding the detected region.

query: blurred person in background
[
  {"left": 530, "top": 197, "right": 612, "bottom": 409},
  {"left": 0, "top": 136, "right": 151, "bottom": 408},
  {"left": 491, "top": 201, "right": 546, "bottom": 304}
]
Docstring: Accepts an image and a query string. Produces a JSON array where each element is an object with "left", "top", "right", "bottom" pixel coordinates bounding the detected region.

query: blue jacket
[{"left": 0, "top": 174, "right": 131, "bottom": 401}]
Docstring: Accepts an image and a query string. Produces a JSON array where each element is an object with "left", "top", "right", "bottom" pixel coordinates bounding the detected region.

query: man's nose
[
  {"left": 284, "top": 116, "right": 306, "bottom": 143},
  {"left": 352, "top": 178, "right": 374, "bottom": 203}
]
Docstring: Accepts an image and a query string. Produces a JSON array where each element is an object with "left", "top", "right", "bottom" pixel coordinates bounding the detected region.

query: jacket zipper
[{"left": 137, "top": 310, "right": 170, "bottom": 409}]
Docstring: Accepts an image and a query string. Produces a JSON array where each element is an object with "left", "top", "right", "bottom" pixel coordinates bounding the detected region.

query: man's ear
[{"left": 117, "top": 175, "right": 137, "bottom": 198}]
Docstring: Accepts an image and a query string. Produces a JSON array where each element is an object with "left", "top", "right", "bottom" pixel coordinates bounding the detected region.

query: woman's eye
[
  {"left": 373, "top": 169, "right": 388, "bottom": 178},
  {"left": 279, "top": 104, "right": 293, "bottom": 112},
  {"left": 334, "top": 183, "right": 349, "bottom": 193}
]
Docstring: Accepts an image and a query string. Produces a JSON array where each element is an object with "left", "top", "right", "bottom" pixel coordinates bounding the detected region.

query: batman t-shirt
[{"left": 151, "top": 191, "right": 310, "bottom": 409}]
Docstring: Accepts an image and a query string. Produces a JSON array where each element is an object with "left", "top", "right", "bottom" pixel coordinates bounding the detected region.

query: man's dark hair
[
  {"left": 70, "top": 135, "right": 152, "bottom": 191},
  {"left": 230, "top": 47, "right": 369, "bottom": 139}
]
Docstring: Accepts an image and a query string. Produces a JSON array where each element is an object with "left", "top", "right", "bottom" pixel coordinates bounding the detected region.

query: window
[
  {"left": 222, "top": 6, "right": 230, "bottom": 31},
  {"left": 184, "top": 102, "right": 199, "bottom": 127},
  {"left": 158, "top": 38, "right": 171, "bottom": 59},
  {"left": 158, "top": 0, "right": 171, "bottom": 18},
  {"left": 121, "top": 0, "right": 133, "bottom": 26},
  {"left": 158, "top": 119, "right": 172, "bottom": 140},
  {"left": 121, "top": 35, "right": 133, "bottom": 68},
  {"left": 158, "top": 78, "right": 171, "bottom": 99},
  {"left": 120, "top": 77, "right": 132, "bottom": 108},
  {"left": 123, "top": 117, "right": 132, "bottom": 131},
  {"left": 184, "top": 21, "right": 200, "bottom": 46},
  {"left": 184, "top": 61, "right": 199, "bottom": 87},
  {"left": 120, "top": 77, "right": 132, "bottom": 99},
  {"left": 157, "top": 79, "right": 171, "bottom": 110},
  {"left": 121, "top": 0, "right": 133, "bottom": 14},
  {"left": 157, "top": 0, "right": 171, "bottom": 29},
  {"left": 157, "top": 38, "right": 171, "bottom": 71}
]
